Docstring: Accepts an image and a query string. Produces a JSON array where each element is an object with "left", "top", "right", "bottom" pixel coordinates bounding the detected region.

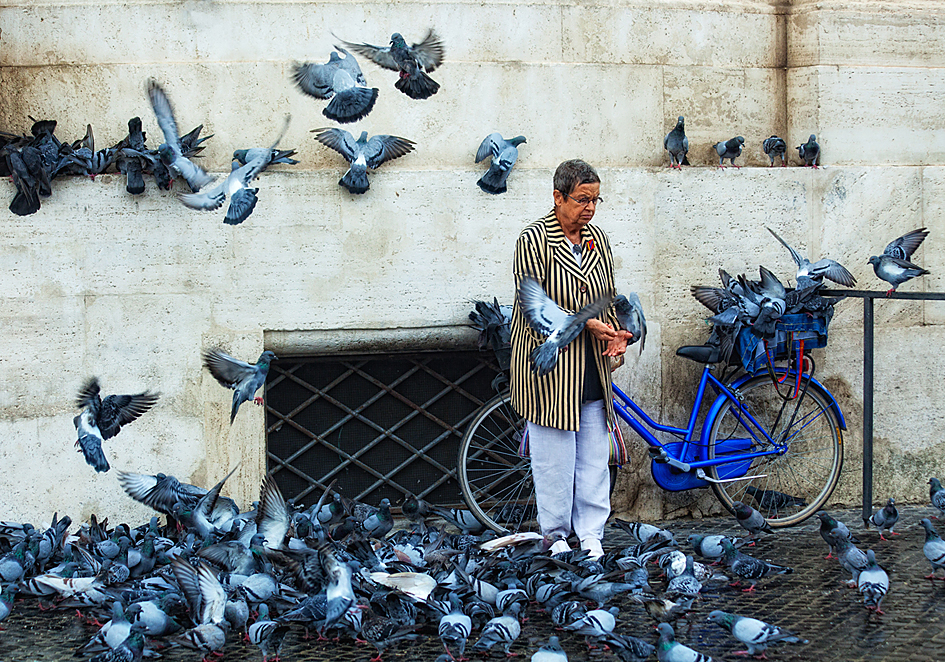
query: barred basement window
[{"left": 265, "top": 350, "right": 503, "bottom": 509}]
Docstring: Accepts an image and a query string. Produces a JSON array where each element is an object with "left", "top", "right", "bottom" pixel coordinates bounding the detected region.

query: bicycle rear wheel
[
  {"left": 457, "top": 390, "right": 536, "bottom": 533},
  {"left": 706, "top": 373, "right": 843, "bottom": 527}
]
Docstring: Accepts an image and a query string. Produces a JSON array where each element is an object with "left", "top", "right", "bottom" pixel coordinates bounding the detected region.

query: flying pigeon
[
  {"left": 655, "top": 623, "right": 713, "bottom": 662},
  {"left": 312, "top": 127, "right": 415, "bottom": 194},
  {"left": 73, "top": 378, "right": 160, "bottom": 473},
  {"left": 797, "top": 134, "right": 820, "bottom": 167},
  {"left": 292, "top": 47, "right": 378, "bottom": 123},
  {"left": 475, "top": 132, "right": 526, "bottom": 194},
  {"left": 713, "top": 136, "right": 744, "bottom": 167},
  {"left": 146, "top": 79, "right": 215, "bottom": 193},
  {"left": 731, "top": 501, "right": 774, "bottom": 541},
  {"left": 919, "top": 518, "right": 945, "bottom": 579},
  {"left": 707, "top": 610, "right": 807, "bottom": 657},
  {"left": 517, "top": 276, "right": 612, "bottom": 376},
  {"left": 335, "top": 29, "right": 445, "bottom": 100},
  {"left": 614, "top": 293, "right": 646, "bottom": 355},
  {"left": 664, "top": 116, "right": 689, "bottom": 168},
  {"left": 203, "top": 349, "right": 278, "bottom": 424},
  {"left": 867, "top": 498, "right": 899, "bottom": 540},
  {"left": 930, "top": 477, "right": 945, "bottom": 517},
  {"left": 857, "top": 550, "right": 889, "bottom": 614},
  {"left": 869, "top": 228, "right": 930, "bottom": 295},
  {"left": 767, "top": 226, "right": 857, "bottom": 288},
  {"left": 762, "top": 135, "right": 787, "bottom": 167}
]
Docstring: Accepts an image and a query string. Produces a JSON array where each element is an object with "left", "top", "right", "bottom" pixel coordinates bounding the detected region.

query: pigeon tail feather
[
  {"left": 340, "top": 166, "right": 370, "bottom": 194},
  {"left": 323, "top": 87, "right": 379, "bottom": 124},
  {"left": 395, "top": 70, "right": 439, "bottom": 99}
]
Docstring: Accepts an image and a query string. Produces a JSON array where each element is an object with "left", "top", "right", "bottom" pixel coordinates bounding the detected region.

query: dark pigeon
[
  {"left": 614, "top": 293, "right": 646, "bottom": 355},
  {"left": 762, "top": 135, "right": 787, "bottom": 167},
  {"left": 731, "top": 501, "right": 773, "bottom": 541},
  {"left": 664, "top": 116, "right": 689, "bottom": 168},
  {"left": 336, "top": 29, "right": 444, "bottom": 99},
  {"left": 867, "top": 498, "right": 899, "bottom": 540},
  {"left": 797, "top": 134, "right": 820, "bottom": 167},
  {"left": 714, "top": 136, "right": 744, "bottom": 167},
  {"left": 203, "top": 349, "right": 278, "bottom": 424}
]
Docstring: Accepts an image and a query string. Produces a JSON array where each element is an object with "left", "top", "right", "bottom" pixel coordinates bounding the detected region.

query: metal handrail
[{"left": 821, "top": 288, "right": 945, "bottom": 523}]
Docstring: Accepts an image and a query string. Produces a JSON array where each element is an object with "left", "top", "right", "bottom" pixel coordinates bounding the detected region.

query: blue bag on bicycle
[{"left": 736, "top": 313, "right": 829, "bottom": 373}]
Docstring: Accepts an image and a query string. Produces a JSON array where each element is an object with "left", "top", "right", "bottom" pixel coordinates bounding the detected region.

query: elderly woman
[{"left": 509, "top": 159, "right": 631, "bottom": 558}]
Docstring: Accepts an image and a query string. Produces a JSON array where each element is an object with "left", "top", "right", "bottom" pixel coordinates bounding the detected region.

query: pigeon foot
[{"left": 254, "top": 397, "right": 264, "bottom": 405}]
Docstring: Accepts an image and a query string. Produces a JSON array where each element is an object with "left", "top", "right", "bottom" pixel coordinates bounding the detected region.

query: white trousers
[{"left": 527, "top": 399, "right": 611, "bottom": 544}]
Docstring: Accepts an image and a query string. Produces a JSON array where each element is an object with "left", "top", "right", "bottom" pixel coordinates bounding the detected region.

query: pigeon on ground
[
  {"left": 817, "top": 511, "right": 859, "bottom": 559},
  {"left": 664, "top": 116, "right": 689, "bottom": 168},
  {"left": 88, "top": 625, "right": 147, "bottom": 662},
  {"left": 919, "top": 518, "right": 945, "bottom": 579},
  {"left": 562, "top": 606, "right": 618, "bottom": 647},
  {"left": 930, "top": 477, "right": 945, "bottom": 517},
  {"left": 429, "top": 506, "right": 485, "bottom": 535},
  {"left": 146, "top": 79, "right": 215, "bottom": 193},
  {"left": 438, "top": 592, "right": 472, "bottom": 659},
  {"left": 688, "top": 534, "right": 742, "bottom": 562},
  {"left": 835, "top": 537, "right": 870, "bottom": 585},
  {"left": 517, "top": 276, "right": 612, "bottom": 376},
  {"left": 707, "top": 610, "right": 807, "bottom": 657},
  {"left": 203, "top": 349, "right": 277, "bottom": 424},
  {"left": 858, "top": 549, "right": 889, "bottom": 614},
  {"left": 867, "top": 498, "right": 899, "bottom": 540},
  {"left": 292, "top": 47, "right": 378, "bottom": 123},
  {"left": 312, "top": 127, "right": 415, "bottom": 194},
  {"left": 797, "top": 134, "right": 820, "bottom": 167},
  {"left": 614, "top": 293, "right": 646, "bottom": 355},
  {"left": 744, "top": 485, "right": 808, "bottom": 514},
  {"left": 656, "top": 623, "right": 713, "bottom": 662},
  {"left": 336, "top": 30, "right": 445, "bottom": 99},
  {"left": 170, "top": 558, "right": 229, "bottom": 658},
  {"left": 611, "top": 519, "right": 675, "bottom": 545},
  {"left": 73, "top": 378, "right": 160, "bottom": 473},
  {"left": 762, "top": 136, "right": 787, "bottom": 167},
  {"left": 471, "top": 603, "right": 521, "bottom": 655},
  {"left": 731, "top": 501, "right": 773, "bottom": 541},
  {"left": 475, "top": 132, "right": 526, "bottom": 194},
  {"left": 666, "top": 556, "right": 703, "bottom": 598},
  {"left": 602, "top": 632, "right": 655, "bottom": 662},
  {"left": 869, "top": 228, "right": 930, "bottom": 295},
  {"left": 713, "top": 136, "right": 744, "bottom": 167},
  {"left": 629, "top": 595, "right": 694, "bottom": 624},
  {"left": 532, "top": 635, "right": 568, "bottom": 662},
  {"left": 248, "top": 603, "right": 289, "bottom": 662},
  {"left": 766, "top": 226, "right": 856, "bottom": 288},
  {"left": 116, "top": 470, "right": 207, "bottom": 516},
  {"left": 720, "top": 539, "right": 792, "bottom": 591}
]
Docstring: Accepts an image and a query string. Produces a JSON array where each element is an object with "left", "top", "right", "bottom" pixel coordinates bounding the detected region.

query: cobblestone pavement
[{"left": 2, "top": 505, "right": 943, "bottom": 662}]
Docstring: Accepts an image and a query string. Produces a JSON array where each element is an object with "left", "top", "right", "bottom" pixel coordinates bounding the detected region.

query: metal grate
[{"left": 265, "top": 350, "right": 503, "bottom": 509}]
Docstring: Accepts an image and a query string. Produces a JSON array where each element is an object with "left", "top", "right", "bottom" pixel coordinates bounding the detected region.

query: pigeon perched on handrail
[
  {"left": 292, "top": 47, "right": 379, "bottom": 123},
  {"left": 797, "top": 134, "right": 820, "bottom": 167},
  {"left": 762, "top": 135, "right": 787, "bottom": 167},
  {"left": 869, "top": 228, "right": 930, "bottom": 295},
  {"left": 335, "top": 29, "right": 444, "bottom": 100},
  {"left": 203, "top": 349, "right": 278, "bottom": 424},
  {"left": 475, "top": 133, "right": 526, "bottom": 194},
  {"left": 664, "top": 116, "right": 689, "bottom": 168},
  {"left": 146, "top": 79, "right": 215, "bottom": 193},
  {"left": 312, "top": 127, "right": 416, "bottom": 194}
]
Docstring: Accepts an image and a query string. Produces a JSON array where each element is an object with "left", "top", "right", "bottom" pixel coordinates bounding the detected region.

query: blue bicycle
[{"left": 457, "top": 347, "right": 845, "bottom": 532}]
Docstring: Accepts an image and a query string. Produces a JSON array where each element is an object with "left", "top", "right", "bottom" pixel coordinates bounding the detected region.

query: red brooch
[{"left": 587, "top": 239, "right": 595, "bottom": 251}]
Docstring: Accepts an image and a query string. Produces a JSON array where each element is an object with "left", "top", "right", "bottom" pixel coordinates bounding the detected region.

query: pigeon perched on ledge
[
  {"left": 762, "top": 135, "right": 787, "bottom": 166},
  {"left": 664, "top": 116, "right": 689, "bottom": 168},
  {"left": 797, "top": 134, "right": 820, "bottom": 167},
  {"left": 713, "top": 136, "right": 744, "bottom": 168}
]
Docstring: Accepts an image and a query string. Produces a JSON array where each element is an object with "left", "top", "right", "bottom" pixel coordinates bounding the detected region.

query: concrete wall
[{"left": 0, "top": 0, "right": 943, "bottom": 524}]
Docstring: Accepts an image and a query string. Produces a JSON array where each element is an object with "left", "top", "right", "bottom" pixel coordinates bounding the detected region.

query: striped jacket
[{"left": 510, "top": 211, "right": 620, "bottom": 431}]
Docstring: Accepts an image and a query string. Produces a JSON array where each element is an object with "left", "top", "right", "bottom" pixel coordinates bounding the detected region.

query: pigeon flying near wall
[
  {"left": 869, "top": 228, "right": 930, "bottom": 295},
  {"left": 475, "top": 133, "right": 526, "bottom": 194},
  {"left": 146, "top": 79, "right": 215, "bottom": 193},
  {"left": 797, "top": 134, "right": 820, "bottom": 167},
  {"left": 311, "top": 127, "right": 415, "bottom": 194},
  {"left": 203, "top": 349, "right": 278, "bottom": 423},
  {"left": 713, "top": 136, "right": 744, "bottom": 168},
  {"left": 762, "top": 136, "right": 787, "bottom": 167},
  {"left": 335, "top": 29, "right": 444, "bottom": 100},
  {"left": 664, "top": 116, "right": 689, "bottom": 168},
  {"left": 517, "top": 276, "right": 612, "bottom": 376},
  {"left": 613, "top": 293, "right": 647, "bottom": 355},
  {"left": 292, "top": 48, "right": 379, "bottom": 123},
  {"left": 73, "top": 378, "right": 160, "bottom": 473},
  {"left": 767, "top": 226, "right": 856, "bottom": 288}
]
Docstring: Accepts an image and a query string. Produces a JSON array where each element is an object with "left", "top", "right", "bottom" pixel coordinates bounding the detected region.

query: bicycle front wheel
[
  {"left": 706, "top": 374, "right": 843, "bottom": 527},
  {"left": 457, "top": 391, "right": 536, "bottom": 533}
]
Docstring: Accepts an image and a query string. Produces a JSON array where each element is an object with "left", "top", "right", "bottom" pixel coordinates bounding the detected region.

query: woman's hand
[
  {"left": 585, "top": 319, "right": 617, "bottom": 342},
  {"left": 586, "top": 320, "right": 633, "bottom": 357},
  {"left": 603, "top": 330, "right": 633, "bottom": 357}
]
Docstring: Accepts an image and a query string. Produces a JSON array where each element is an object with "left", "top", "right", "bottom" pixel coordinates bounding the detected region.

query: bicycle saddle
[{"left": 676, "top": 344, "right": 720, "bottom": 364}]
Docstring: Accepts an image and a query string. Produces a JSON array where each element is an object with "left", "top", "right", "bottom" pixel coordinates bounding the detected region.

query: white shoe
[
  {"left": 581, "top": 538, "right": 604, "bottom": 559},
  {"left": 550, "top": 540, "right": 572, "bottom": 555}
]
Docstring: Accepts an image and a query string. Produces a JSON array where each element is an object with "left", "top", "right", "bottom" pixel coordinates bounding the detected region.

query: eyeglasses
[{"left": 565, "top": 193, "right": 603, "bottom": 207}]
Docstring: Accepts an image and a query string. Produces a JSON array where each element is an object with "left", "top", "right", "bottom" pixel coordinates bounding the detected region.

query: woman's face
[{"left": 553, "top": 182, "right": 601, "bottom": 230}]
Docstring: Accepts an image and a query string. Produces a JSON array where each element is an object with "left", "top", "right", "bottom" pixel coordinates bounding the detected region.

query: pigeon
[
  {"left": 762, "top": 135, "right": 787, "bottom": 167},
  {"left": 73, "top": 378, "right": 160, "bottom": 473},
  {"left": 532, "top": 635, "right": 568, "bottom": 662},
  {"left": 180, "top": 116, "right": 292, "bottom": 225},
  {"left": 517, "top": 276, "right": 612, "bottom": 376},
  {"left": 666, "top": 556, "right": 703, "bottom": 598},
  {"left": 145, "top": 79, "right": 215, "bottom": 192},
  {"left": 867, "top": 498, "right": 899, "bottom": 540},
  {"left": 438, "top": 593, "right": 472, "bottom": 659},
  {"left": 562, "top": 606, "right": 618, "bottom": 646},
  {"left": 656, "top": 623, "right": 713, "bottom": 662},
  {"left": 857, "top": 550, "right": 889, "bottom": 614},
  {"left": 255, "top": 475, "right": 290, "bottom": 550},
  {"left": 311, "top": 127, "right": 416, "bottom": 194},
  {"left": 744, "top": 485, "right": 808, "bottom": 514},
  {"left": 602, "top": 632, "right": 655, "bottom": 662},
  {"left": 766, "top": 226, "right": 857, "bottom": 288},
  {"left": 88, "top": 625, "right": 147, "bottom": 662},
  {"left": 336, "top": 29, "right": 445, "bottom": 100},
  {"left": 713, "top": 136, "right": 744, "bottom": 167},
  {"left": 248, "top": 603, "right": 289, "bottom": 662},
  {"left": 628, "top": 595, "right": 694, "bottom": 624},
  {"left": 292, "top": 47, "right": 378, "bottom": 123},
  {"left": 834, "top": 537, "right": 869, "bottom": 585},
  {"left": 930, "top": 477, "right": 945, "bottom": 517},
  {"left": 797, "top": 134, "right": 820, "bottom": 167},
  {"left": 203, "top": 349, "right": 278, "bottom": 424},
  {"left": 707, "top": 610, "right": 807, "bottom": 657},
  {"left": 471, "top": 603, "right": 521, "bottom": 655},
  {"left": 664, "top": 116, "right": 689, "bottom": 168},
  {"left": 731, "top": 501, "right": 773, "bottom": 541},
  {"left": 2, "top": 145, "right": 42, "bottom": 215},
  {"left": 869, "top": 228, "right": 930, "bottom": 295},
  {"left": 613, "top": 293, "right": 646, "bottom": 355},
  {"left": 116, "top": 470, "right": 208, "bottom": 516},
  {"left": 320, "top": 544, "right": 356, "bottom": 630},
  {"left": 817, "top": 511, "right": 859, "bottom": 559},
  {"left": 115, "top": 117, "right": 152, "bottom": 195},
  {"left": 919, "top": 518, "right": 945, "bottom": 579},
  {"left": 475, "top": 132, "right": 526, "bottom": 194},
  {"left": 688, "top": 534, "right": 741, "bottom": 561},
  {"left": 430, "top": 506, "right": 486, "bottom": 534},
  {"left": 720, "top": 539, "right": 792, "bottom": 591}
]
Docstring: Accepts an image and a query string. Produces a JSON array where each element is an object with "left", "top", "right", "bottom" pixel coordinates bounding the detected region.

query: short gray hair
[{"left": 553, "top": 159, "right": 600, "bottom": 196}]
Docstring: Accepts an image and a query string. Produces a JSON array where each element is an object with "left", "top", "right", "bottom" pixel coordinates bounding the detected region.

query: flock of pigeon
[{"left": 6, "top": 468, "right": 945, "bottom": 662}]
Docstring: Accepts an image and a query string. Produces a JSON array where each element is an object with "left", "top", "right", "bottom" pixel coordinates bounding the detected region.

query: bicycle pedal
[{"left": 648, "top": 446, "right": 670, "bottom": 463}]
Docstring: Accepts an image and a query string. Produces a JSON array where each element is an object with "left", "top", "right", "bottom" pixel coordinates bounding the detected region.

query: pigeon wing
[
  {"left": 364, "top": 135, "right": 416, "bottom": 169},
  {"left": 808, "top": 259, "right": 856, "bottom": 287},
  {"left": 256, "top": 475, "right": 290, "bottom": 549},
  {"left": 334, "top": 47, "right": 368, "bottom": 85},
  {"left": 476, "top": 133, "right": 501, "bottom": 164},
  {"left": 312, "top": 128, "right": 358, "bottom": 162},
  {"left": 203, "top": 349, "right": 257, "bottom": 389},
  {"left": 554, "top": 295, "right": 612, "bottom": 349},
  {"left": 333, "top": 35, "right": 399, "bottom": 71},
  {"left": 292, "top": 61, "right": 335, "bottom": 99},
  {"left": 517, "top": 277, "right": 570, "bottom": 337},
  {"left": 766, "top": 227, "right": 805, "bottom": 268},
  {"left": 146, "top": 79, "right": 182, "bottom": 156},
  {"left": 410, "top": 29, "right": 445, "bottom": 72},
  {"left": 884, "top": 228, "right": 929, "bottom": 261},
  {"left": 98, "top": 391, "right": 160, "bottom": 440},
  {"left": 117, "top": 471, "right": 207, "bottom": 515}
]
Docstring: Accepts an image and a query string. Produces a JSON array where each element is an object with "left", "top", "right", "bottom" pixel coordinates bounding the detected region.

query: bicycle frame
[{"left": 611, "top": 364, "right": 845, "bottom": 491}]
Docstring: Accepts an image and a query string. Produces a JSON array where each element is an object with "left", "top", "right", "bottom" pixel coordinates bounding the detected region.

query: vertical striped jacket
[{"left": 510, "top": 211, "right": 620, "bottom": 431}]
